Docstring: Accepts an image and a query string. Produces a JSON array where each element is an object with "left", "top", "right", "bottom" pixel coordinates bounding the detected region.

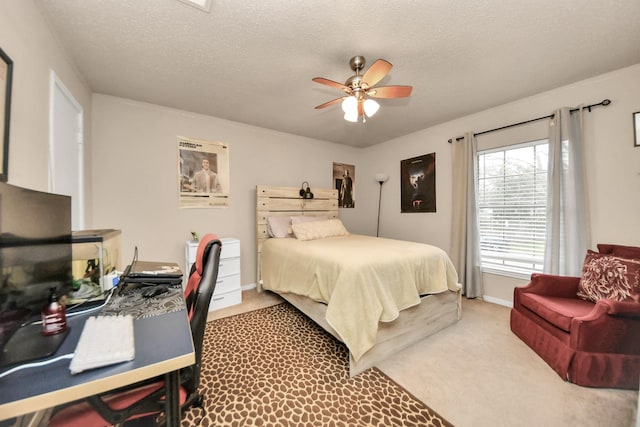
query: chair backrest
[{"left": 183, "top": 233, "right": 222, "bottom": 393}]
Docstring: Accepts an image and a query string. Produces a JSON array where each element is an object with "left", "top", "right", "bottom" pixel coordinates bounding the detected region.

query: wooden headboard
[{"left": 255, "top": 185, "right": 339, "bottom": 289}]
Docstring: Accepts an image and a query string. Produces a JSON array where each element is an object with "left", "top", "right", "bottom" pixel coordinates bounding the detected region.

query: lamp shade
[
  {"left": 341, "top": 96, "right": 357, "bottom": 113},
  {"left": 375, "top": 173, "right": 389, "bottom": 183},
  {"left": 363, "top": 99, "right": 380, "bottom": 117}
]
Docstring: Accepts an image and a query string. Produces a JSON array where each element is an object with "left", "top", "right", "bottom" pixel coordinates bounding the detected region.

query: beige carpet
[
  {"left": 219, "top": 290, "right": 639, "bottom": 427},
  {"left": 378, "top": 297, "right": 639, "bottom": 427},
  {"left": 183, "top": 303, "right": 453, "bottom": 426}
]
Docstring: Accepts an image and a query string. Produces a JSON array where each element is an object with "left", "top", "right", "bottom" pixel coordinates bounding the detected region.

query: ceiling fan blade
[
  {"left": 361, "top": 59, "right": 392, "bottom": 88},
  {"left": 368, "top": 85, "right": 413, "bottom": 98},
  {"left": 357, "top": 100, "right": 364, "bottom": 117},
  {"left": 312, "top": 77, "right": 349, "bottom": 92},
  {"left": 314, "top": 97, "right": 345, "bottom": 109}
]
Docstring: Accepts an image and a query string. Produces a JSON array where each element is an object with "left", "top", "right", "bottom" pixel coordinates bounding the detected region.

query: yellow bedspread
[{"left": 261, "top": 234, "right": 461, "bottom": 361}]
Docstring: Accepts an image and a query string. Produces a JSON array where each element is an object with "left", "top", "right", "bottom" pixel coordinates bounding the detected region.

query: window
[{"left": 477, "top": 140, "right": 548, "bottom": 276}]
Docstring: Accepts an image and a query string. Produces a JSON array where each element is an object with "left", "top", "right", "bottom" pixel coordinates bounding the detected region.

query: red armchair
[{"left": 510, "top": 244, "right": 640, "bottom": 389}]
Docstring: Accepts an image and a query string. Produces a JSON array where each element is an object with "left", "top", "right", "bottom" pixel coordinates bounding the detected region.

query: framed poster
[
  {"left": 333, "top": 162, "right": 355, "bottom": 208},
  {"left": 0, "top": 47, "right": 13, "bottom": 182},
  {"left": 178, "top": 136, "right": 230, "bottom": 208},
  {"left": 400, "top": 153, "right": 436, "bottom": 213}
]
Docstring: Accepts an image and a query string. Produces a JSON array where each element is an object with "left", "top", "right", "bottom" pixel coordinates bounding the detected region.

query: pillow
[
  {"left": 291, "top": 219, "right": 349, "bottom": 241},
  {"left": 266, "top": 216, "right": 292, "bottom": 238},
  {"left": 290, "top": 215, "right": 329, "bottom": 225},
  {"left": 577, "top": 250, "right": 640, "bottom": 303},
  {"left": 597, "top": 243, "right": 640, "bottom": 260}
]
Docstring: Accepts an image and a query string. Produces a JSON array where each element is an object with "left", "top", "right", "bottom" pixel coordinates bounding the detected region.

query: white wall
[
  {"left": 90, "top": 95, "right": 363, "bottom": 284},
  {"left": 4, "top": 2, "right": 639, "bottom": 301},
  {"left": 365, "top": 64, "right": 640, "bottom": 303},
  {"left": 0, "top": 1, "right": 92, "bottom": 199}
]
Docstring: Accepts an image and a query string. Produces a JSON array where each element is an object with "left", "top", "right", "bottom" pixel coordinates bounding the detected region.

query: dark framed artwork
[
  {"left": 333, "top": 162, "right": 355, "bottom": 208},
  {"left": 400, "top": 153, "right": 436, "bottom": 213},
  {"left": 634, "top": 112, "right": 640, "bottom": 148},
  {"left": 0, "top": 47, "right": 13, "bottom": 182}
]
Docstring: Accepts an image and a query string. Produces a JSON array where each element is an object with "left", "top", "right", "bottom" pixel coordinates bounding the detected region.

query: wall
[
  {"left": 0, "top": 1, "right": 92, "bottom": 200},
  {"left": 90, "top": 95, "right": 362, "bottom": 285},
  {"left": 4, "top": 2, "right": 639, "bottom": 302},
  {"left": 365, "top": 64, "right": 640, "bottom": 304}
]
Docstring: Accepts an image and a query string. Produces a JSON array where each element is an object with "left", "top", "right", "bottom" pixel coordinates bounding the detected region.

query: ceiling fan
[{"left": 312, "top": 55, "right": 412, "bottom": 123}]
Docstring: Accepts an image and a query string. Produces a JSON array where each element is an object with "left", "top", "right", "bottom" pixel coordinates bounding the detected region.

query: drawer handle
[{"left": 213, "top": 297, "right": 224, "bottom": 301}]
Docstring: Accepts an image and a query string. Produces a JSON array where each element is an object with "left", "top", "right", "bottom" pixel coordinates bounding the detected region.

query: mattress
[{"left": 261, "top": 234, "right": 460, "bottom": 361}]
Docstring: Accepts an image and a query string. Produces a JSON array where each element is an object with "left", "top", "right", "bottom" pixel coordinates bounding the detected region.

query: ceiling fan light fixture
[
  {"left": 343, "top": 110, "right": 359, "bottom": 122},
  {"left": 341, "top": 96, "right": 357, "bottom": 114},
  {"left": 363, "top": 99, "right": 380, "bottom": 117}
]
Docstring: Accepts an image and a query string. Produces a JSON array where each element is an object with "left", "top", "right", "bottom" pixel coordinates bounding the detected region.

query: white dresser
[{"left": 185, "top": 237, "right": 242, "bottom": 311}]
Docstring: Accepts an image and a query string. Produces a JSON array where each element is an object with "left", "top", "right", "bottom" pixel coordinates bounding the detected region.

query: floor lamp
[{"left": 375, "top": 173, "right": 389, "bottom": 237}]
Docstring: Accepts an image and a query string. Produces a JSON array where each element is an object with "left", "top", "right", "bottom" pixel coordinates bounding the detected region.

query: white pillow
[
  {"left": 267, "top": 216, "right": 292, "bottom": 238},
  {"left": 291, "top": 219, "right": 349, "bottom": 241}
]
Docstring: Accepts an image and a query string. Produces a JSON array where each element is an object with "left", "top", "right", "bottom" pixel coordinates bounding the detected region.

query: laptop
[{"left": 124, "top": 260, "right": 183, "bottom": 284}]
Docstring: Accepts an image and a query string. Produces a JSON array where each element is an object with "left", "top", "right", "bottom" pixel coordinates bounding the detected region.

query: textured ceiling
[{"left": 35, "top": 0, "right": 640, "bottom": 147}]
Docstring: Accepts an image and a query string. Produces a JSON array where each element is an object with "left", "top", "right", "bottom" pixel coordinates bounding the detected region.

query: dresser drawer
[
  {"left": 217, "top": 256, "right": 239, "bottom": 278},
  {"left": 209, "top": 288, "right": 242, "bottom": 312},
  {"left": 215, "top": 273, "right": 240, "bottom": 294},
  {"left": 220, "top": 238, "right": 240, "bottom": 259}
]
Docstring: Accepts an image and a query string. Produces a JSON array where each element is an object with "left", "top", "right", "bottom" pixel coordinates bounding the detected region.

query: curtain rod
[{"left": 447, "top": 99, "right": 611, "bottom": 143}]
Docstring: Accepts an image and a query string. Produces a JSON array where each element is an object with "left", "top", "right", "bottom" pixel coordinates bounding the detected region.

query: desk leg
[{"left": 165, "top": 370, "right": 181, "bottom": 427}]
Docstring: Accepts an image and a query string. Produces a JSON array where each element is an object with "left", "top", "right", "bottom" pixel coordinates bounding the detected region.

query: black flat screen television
[{"left": 0, "top": 181, "right": 73, "bottom": 367}]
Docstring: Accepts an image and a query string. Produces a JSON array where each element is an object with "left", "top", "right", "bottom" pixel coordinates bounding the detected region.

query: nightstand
[{"left": 185, "top": 237, "right": 242, "bottom": 311}]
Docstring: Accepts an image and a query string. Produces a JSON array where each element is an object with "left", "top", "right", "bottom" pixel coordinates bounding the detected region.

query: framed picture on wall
[
  {"left": 178, "top": 136, "right": 230, "bottom": 208},
  {"left": 333, "top": 162, "right": 355, "bottom": 208},
  {"left": 400, "top": 153, "right": 436, "bottom": 213},
  {"left": 0, "top": 47, "right": 13, "bottom": 183}
]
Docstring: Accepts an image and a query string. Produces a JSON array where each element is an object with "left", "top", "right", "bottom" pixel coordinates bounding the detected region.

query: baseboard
[
  {"left": 482, "top": 295, "right": 513, "bottom": 308},
  {"left": 241, "top": 283, "right": 256, "bottom": 291}
]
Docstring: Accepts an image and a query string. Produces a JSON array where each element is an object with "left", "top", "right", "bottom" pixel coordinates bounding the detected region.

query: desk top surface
[{"left": 0, "top": 296, "right": 195, "bottom": 420}]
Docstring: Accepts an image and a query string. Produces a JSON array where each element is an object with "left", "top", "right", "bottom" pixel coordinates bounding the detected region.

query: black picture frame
[
  {"left": 634, "top": 111, "right": 640, "bottom": 148},
  {"left": 400, "top": 152, "right": 436, "bottom": 213},
  {"left": 0, "top": 47, "right": 13, "bottom": 182}
]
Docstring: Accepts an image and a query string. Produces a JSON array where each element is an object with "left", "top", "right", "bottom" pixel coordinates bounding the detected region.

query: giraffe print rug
[{"left": 182, "top": 302, "right": 453, "bottom": 426}]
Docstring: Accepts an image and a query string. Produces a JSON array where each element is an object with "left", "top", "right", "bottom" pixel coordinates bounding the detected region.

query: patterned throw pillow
[
  {"left": 291, "top": 219, "right": 349, "bottom": 241},
  {"left": 577, "top": 250, "right": 640, "bottom": 303}
]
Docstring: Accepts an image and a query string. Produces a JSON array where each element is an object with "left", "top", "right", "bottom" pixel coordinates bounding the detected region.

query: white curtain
[
  {"left": 450, "top": 132, "right": 483, "bottom": 298},
  {"left": 544, "top": 107, "right": 590, "bottom": 276}
]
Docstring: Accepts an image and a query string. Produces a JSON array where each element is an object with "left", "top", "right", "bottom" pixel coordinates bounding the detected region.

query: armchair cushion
[
  {"left": 577, "top": 250, "right": 640, "bottom": 303},
  {"left": 520, "top": 294, "right": 593, "bottom": 332}
]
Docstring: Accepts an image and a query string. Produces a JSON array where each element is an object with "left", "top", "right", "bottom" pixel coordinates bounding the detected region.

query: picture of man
[
  {"left": 192, "top": 158, "right": 222, "bottom": 193},
  {"left": 333, "top": 162, "right": 356, "bottom": 208},
  {"left": 340, "top": 169, "right": 354, "bottom": 208}
]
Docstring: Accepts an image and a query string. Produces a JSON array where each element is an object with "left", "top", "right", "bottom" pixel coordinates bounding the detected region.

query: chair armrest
[
  {"left": 596, "top": 299, "right": 640, "bottom": 318},
  {"left": 571, "top": 301, "right": 640, "bottom": 353},
  {"left": 513, "top": 274, "right": 580, "bottom": 308}
]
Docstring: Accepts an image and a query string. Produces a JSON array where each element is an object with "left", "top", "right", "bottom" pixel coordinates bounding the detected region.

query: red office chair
[{"left": 48, "top": 234, "right": 222, "bottom": 427}]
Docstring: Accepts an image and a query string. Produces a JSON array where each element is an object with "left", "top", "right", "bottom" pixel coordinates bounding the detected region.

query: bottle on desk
[{"left": 42, "top": 287, "right": 67, "bottom": 336}]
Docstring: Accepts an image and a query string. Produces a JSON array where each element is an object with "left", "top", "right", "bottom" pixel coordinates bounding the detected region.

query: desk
[{"left": 0, "top": 302, "right": 194, "bottom": 426}]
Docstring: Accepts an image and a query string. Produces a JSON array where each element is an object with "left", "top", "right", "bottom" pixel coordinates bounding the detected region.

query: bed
[{"left": 256, "top": 185, "right": 461, "bottom": 376}]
